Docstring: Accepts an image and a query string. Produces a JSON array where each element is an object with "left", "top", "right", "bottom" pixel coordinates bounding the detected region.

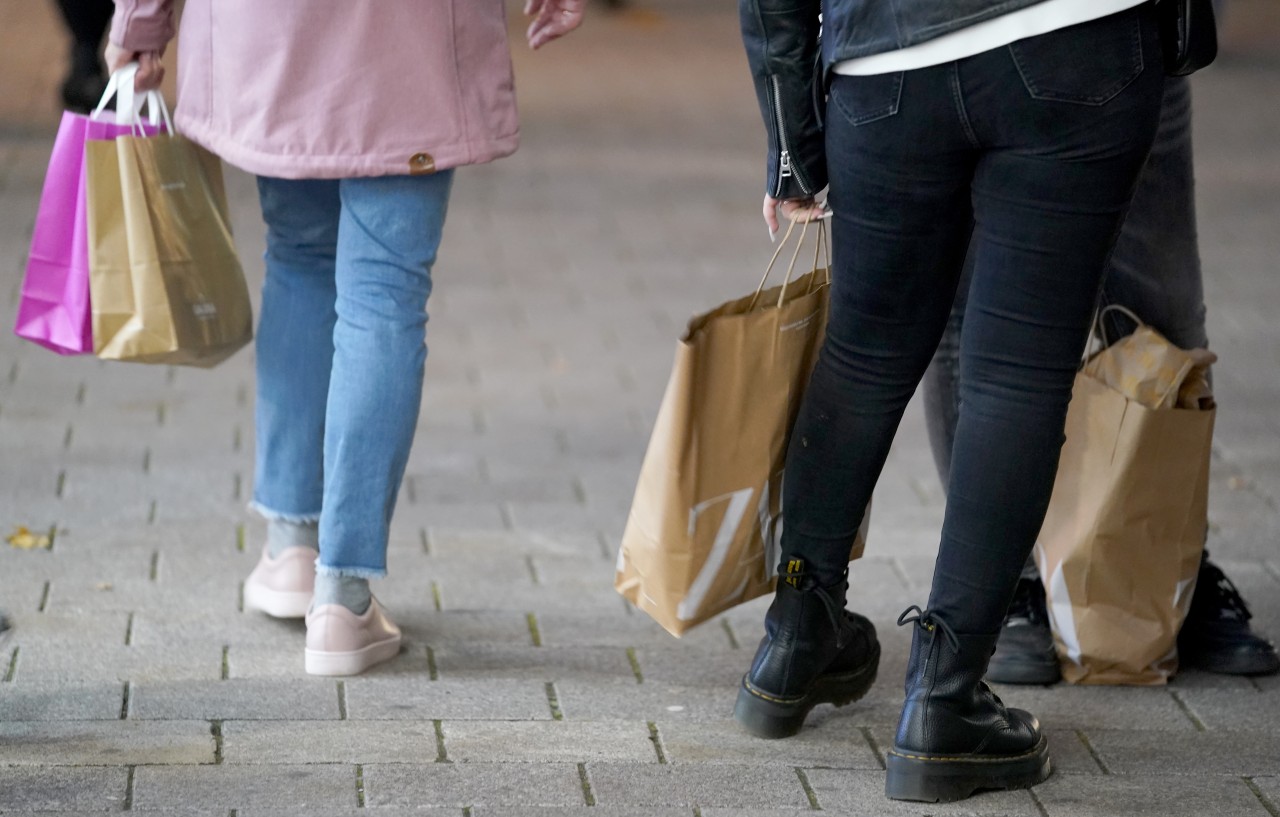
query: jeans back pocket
[
  {"left": 1008, "top": 8, "right": 1145, "bottom": 106},
  {"left": 829, "top": 72, "right": 904, "bottom": 126}
]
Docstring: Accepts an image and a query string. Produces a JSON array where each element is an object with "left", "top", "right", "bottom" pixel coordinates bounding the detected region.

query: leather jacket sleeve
[{"left": 739, "top": 0, "right": 826, "bottom": 199}]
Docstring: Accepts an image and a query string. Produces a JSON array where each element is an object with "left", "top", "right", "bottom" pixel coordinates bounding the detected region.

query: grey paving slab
[
  {"left": 803, "top": 768, "right": 1038, "bottom": 816},
  {"left": 555, "top": 679, "right": 737, "bottom": 723},
  {"left": 1033, "top": 773, "right": 1272, "bottom": 817},
  {"left": 14, "top": 642, "right": 223, "bottom": 683},
  {"left": 442, "top": 720, "right": 657, "bottom": 764},
  {"left": 0, "top": 719, "right": 213, "bottom": 765},
  {"left": 222, "top": 719, "right": 438, "bottom": 764},
  {"left": 536, "top": 610, "right": 734, "bottom": 650},
  {"left": 474, "top": 809, "right": 692, "bottom": 817},
  {"left": 989, "top": 685, "right": 1199, "bottom": 732},
  {"left": 363, "top": 762, "right": 586, "bottom": 808},
  {"left": 237, "top": 810, "right": 463, "bottom": 817},
  {"left": 0, "top": 766, "right": 127, "bottom": 813},
  {"left": 0, "top": 681, "right": 124, "bottom": 721},
  {"left": 658, "top": 718, "right": 881, "bottom": 768},
  {"left": 132, "top": 764, "right": 358, "bottom": 812},
  {"left": 344, "top": 678, "right": 552, "bottom": 720},
  {"left": 431, "top": 644, "right": 636, "bottom": 683},
  {"left": 129, "top": 678, "right": 340, "bottom": 720},
  {"left": 1175, "top": 684, "right": 1280, "bottom": 732},
  {"left": 390, "top": 609, "right": 539, "bottom": 647},
  {"left": 586, "top": 763, "right": 813, "bottom": 809},
  {"left": 130, "top": 610, "right": 305, "bottom": 651},
  {"left": 1084, "top": 728, "right": 1280, "bottom": 776},
  {"left": 1251, "top": 777, "right": 1280, "bottom": 815}
]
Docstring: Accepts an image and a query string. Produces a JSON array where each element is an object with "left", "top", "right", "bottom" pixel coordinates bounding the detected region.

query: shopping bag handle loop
[
  {"left": 1083, "top": 303, "right": 1147, "bottom": 373},
  {"left": 748, "top": 214, "right": 830, "bottom": 311},
  {"left": 91, "top": 63, "right": 175, "bottom": 135}
]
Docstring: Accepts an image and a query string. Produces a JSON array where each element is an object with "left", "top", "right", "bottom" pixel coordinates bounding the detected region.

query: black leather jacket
[{"left": 740, "top": 0, "right": 1046, "bottom": 199}]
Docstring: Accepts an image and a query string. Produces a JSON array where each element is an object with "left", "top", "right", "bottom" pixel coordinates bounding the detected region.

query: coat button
[{"left": 409, "top": 152, "right": 436, "bottom": 175}]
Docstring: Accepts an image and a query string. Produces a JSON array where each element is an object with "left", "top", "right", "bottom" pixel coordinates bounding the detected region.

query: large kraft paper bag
[
  {"left": 1037, "top": 317, "right": 1216, "bottom": 685},
  {"left": 86, "top": 130, "right": 252, "bottom": 367},
  {"left": 616, "top": 222, "right": 868, "bottom": 636}
]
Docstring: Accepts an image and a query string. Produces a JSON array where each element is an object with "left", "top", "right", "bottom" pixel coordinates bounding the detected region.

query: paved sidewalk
[{"left": 1, "top": 1, "right": 1278, "bottom": 815}]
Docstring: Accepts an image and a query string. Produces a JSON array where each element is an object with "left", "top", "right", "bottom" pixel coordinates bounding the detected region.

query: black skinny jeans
[{"left": 779, "top": 6, "right": 1165, "bottom": 635}]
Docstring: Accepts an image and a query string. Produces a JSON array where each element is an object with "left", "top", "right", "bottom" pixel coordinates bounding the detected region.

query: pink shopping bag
[{"left": 15, "top": 74, "right": 161, "bottom": 355}]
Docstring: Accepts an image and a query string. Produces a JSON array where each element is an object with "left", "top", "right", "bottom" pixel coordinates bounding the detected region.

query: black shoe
[
  {"left": 733, "top": 561, "right": 880, "bottom": 739},
  {"left": 886, "top": 607, "right": 1051, "bottom": 803},
  {"left": 1178, "top": 558, "right": 1280, "bottom": 676},
  {"left": 986, "top": 577, "right": 1062, "bottom": 685}
]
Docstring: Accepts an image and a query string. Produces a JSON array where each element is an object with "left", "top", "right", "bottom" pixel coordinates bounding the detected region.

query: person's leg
[
  {"left": 886, "top": 7, "right": 1165, "bottom": 803},
  {"left": 304, "top": 171, "right": 454, "bottom": 677},
  {"left": 735, "top": 64, "right": 977, "bottom": 740},
  {"left": 920, "top": 257, "right": 971, "bottom": 492},
  {"left": 53, "top": 0, "right": 114, "bottom": 111},
  {"left": 243, "top": 178, "right": 341, "bottom": 619}
]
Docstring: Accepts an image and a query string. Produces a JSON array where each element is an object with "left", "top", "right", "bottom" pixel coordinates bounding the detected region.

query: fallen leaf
[
  {"left": 95, "top": 582, "right": 114, "bottom": 592},
  {"left": 6, "top": 526, "right": 51, "bottom": 550}
]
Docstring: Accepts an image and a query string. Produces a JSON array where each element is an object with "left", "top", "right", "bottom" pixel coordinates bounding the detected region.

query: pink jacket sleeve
[{"left": 109, "top": 0, "right": 176, "bottom": 51}]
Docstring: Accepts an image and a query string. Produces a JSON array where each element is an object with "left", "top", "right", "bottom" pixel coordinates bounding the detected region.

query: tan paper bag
[
  {"left": 86, "top": 128, "right": 252, "bottom": 367},
  {"left": 616, "top": 221, "right": 868, "bottom": 636},
  {"left": 1037, "top": 307, "right": 1216, "bottom": 685}
]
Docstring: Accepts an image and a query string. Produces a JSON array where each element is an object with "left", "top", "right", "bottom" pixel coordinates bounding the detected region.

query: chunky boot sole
[
  {"left": 734, "top": 642, "right": 880, "bottom": 739},
  {"left": 884, "top": 734, "right": 1051, "bottom": 803}
]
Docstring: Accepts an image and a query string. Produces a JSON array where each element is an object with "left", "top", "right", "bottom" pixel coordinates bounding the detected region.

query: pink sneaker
[
  {"left": 305, "top": 599, "right": 402, "bottom": 676},
  {"left": 243, "top": 546, "right": 316, "bottom": 619}
]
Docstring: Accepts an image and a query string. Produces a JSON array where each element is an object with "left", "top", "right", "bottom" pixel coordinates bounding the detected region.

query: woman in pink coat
[{"left": 106, "top": 0, "right": 584, "bottom": 676}]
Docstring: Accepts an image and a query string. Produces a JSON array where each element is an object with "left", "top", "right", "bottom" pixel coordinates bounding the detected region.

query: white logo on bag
[
  {"left": 675, "top": 476, "right": 783, "bottom": 621},
  {"left": 193, "top": 302, "right": 218, "bottom": 320},
  {"left": 160, "top": 182, "right": 187, "bottom": 191}
]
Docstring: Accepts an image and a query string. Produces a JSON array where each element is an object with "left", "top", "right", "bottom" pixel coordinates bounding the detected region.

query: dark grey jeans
[{"left": 922, "top": 75, "right": 1208, "bottom": 499}]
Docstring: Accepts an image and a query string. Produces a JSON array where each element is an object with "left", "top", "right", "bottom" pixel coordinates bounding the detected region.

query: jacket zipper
[{"left": 771, "top": 75, "right": 813, "bottom": 198}]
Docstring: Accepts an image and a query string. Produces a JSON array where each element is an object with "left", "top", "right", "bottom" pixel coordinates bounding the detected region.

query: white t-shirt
[{"left": 833, "top": 0, "right": 1148, "bottom": 76}]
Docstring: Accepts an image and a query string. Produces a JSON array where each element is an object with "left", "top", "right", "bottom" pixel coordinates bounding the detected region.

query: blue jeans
[
  {"left": 779, "top": 6, "right": 1165, "bottom": 634},
  {"left": 923, "top": 76, "right": 1209, "bottom": 495},
  {"left": 251, "top": 172, "right": 455, "bottom": 578}
]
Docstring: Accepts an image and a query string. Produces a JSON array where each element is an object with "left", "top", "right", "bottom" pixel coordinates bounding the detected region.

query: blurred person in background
[
  {"left": 54, "top": 0, "right": 114, "bottom": 112},
  {"left": 922, "top": 74, "right": 1280, "bottom": 685},
  {"left": 104, "top": 0, "right": 583, "bottom": 677}
]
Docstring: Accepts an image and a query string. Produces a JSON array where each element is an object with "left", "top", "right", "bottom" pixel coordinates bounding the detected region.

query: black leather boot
[
  {"left": 886, "top": 607, "right": 1051, "bottom": 803},
  {"left": 734, "top": 561, "right": 880, "bottom": 739}
]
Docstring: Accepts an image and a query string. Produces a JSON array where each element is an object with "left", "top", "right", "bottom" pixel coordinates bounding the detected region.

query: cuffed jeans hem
[
  {"left": 315, "top": 564, "right": 387, "bottom": 580},
  {"left": 248, "top": 501, "right": 322, "bottom": 525}
]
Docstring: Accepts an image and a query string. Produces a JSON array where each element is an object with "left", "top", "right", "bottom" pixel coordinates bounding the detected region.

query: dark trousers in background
[{"left": 778, "top": 6, "right": 1166, "bottom": 635}]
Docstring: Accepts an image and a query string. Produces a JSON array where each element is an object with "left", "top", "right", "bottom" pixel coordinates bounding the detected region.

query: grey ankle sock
[
  {"left": 313, "top": 575, "right": 371, "bottom": 616},
  {"left": 266, "top": 520, "right": 319, "bottom": 558}
]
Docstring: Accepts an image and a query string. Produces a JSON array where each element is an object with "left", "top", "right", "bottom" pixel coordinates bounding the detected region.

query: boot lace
[
  {"left": 784, "top": 567, "right": 854, "bottom": 650},
  {"left": 897, "top": 605, "right": 960, "bottom": 653},
  {"left": 1195, "top": 560, "right": 1253, "bottom": 623}
]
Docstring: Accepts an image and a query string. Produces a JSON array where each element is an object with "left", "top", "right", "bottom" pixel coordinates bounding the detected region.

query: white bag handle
[{"left": 91, "top": 62, "right": 174, "bottom": 134}]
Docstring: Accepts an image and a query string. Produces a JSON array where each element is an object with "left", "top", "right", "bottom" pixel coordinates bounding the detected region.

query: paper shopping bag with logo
[
  {"left": 85, "top": 106, "right": 252, "bottom": 367},
  {"left": 616, "top": 221, "right": 868, "bottom": 636},
  {"left": 1036, "top": 307, "right": 1216, "bottom": 685},
  {"left": 14, "top": 72, "right": 163, "bottom": 355}
]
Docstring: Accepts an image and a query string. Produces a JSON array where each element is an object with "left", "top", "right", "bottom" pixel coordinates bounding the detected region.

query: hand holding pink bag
[{"left": 14, "top": 64, "right": 163, "bottom": 355}]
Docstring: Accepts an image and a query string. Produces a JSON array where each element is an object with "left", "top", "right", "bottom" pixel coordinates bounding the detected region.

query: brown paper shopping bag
[
  {"left": 86, "top": 106, "right": 252, "bottom": 367},
  {"left": 1036, "top": 307, "right": 1216, "bottom": 685},
  {"left": 616, "top": 220, "right": 868, "bottom": 636}
]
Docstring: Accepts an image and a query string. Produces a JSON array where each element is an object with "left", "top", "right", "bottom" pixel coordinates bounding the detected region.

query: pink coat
[{"left": 111, "top": 0, "right": 520, "bottom": 179}]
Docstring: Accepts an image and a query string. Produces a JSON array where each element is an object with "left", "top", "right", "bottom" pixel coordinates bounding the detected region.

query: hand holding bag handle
[{"left": 92, "top": 63, "right": 173, "bottom": 132}]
